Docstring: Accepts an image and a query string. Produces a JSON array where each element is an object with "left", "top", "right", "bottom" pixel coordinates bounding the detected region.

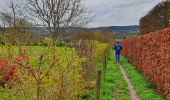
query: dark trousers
[{"left": 115, "top": 51, "right": 120, "bottom": 63}]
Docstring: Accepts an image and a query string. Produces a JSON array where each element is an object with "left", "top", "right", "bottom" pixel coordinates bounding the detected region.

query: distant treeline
[
  {"left": 113, "top": 32, "right": 139, "bottom": 40},
  {"left": 140, "top": 0, "right": 170, "bottom": 34}
]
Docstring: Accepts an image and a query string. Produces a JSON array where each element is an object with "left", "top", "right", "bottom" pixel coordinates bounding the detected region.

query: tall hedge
[{"left": 120, "top": 28, "right": 170, "bottom": 99}]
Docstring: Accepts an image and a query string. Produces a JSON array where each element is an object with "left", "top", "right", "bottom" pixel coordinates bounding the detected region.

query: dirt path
[{"left": 118, "top": 63, "right": 140, "bottom": 100}]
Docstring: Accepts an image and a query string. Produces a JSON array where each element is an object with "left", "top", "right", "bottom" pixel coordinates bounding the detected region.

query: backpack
[{"left": 116, "top": 44, "right": 122, "bottom": 51}]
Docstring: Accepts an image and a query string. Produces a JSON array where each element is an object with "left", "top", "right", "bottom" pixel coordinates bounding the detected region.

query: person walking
[{"left": 114, "top": 41, "right": 122, "bottom": 63}]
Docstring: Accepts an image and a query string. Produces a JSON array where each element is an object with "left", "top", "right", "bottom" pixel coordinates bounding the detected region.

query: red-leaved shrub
[{"left": 0, "top": 54, "right": 31, "bottom": 88}]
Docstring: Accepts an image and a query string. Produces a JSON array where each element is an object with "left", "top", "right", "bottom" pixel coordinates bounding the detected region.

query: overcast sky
[
  {"left": 85, "top": 0, "right": 163, "bottom": 27},
  {"left": 0, "top": 0, "right": 163, "bottom": 27}
]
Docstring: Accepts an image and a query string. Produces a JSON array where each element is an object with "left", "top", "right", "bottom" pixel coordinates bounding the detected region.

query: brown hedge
[{"left": 120, "top": 28, "right": 170, "bottom": 99}]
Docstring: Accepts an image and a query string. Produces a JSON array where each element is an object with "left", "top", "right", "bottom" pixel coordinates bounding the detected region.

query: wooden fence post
[
  {"left": 105, "top": 54, "right": 108, "bottom": 67},
  {"left": 103, "top": 54, "right": 107, "bottom": 80},
  {"left": 106, "top": 49, "right": 109, "bottom": 63},
  {"left": 96, "top": 70, "right": 102, "bottom": 100}
]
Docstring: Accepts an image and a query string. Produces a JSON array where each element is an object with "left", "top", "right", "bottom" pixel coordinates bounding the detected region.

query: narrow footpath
[
  {"left": 100, "top": 51, "right": 163, "bottom": 100},
  {"left": 118, "top": 63, "right": 140, "bottom": 100}
]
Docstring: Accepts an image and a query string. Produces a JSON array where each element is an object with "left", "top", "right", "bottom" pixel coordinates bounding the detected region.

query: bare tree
[
  {"left": 10, "top": 1, "right": 17, "bottom": 29},
  {"left": 0, "top": 12, "right": 12, "bottom": 28},
  {"left": 0, "top": 1, "right": 32, "bottom": 45},
  {"left": 23, "top": 0, "right": 92, "bottom": 40},
  {"left": 0, "top": 1, "right": 17, "bottom": 29},
  {"left": 0, "top": 1, "right": 30, "bottom": 29}
]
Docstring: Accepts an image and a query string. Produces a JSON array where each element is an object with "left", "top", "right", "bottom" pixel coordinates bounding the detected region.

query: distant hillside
[
  {"left": 89, "top": 25, "right": 140, "bottom": 39},
  {"left": 93, "top": 25, "right": 140, "bottom": 33},
  {"left": 0, "top": 26, "right": 140, "bottom": 40},
  {"left": 0, "top": 25, "right": 139, "bottom": 34},
  {"left": 0, "top": 27, "right": 82, "bottom": 34}
]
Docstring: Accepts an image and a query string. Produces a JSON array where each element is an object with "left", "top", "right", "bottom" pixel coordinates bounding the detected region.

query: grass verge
[
  {"left": 120, "top": 55, "right": 165, "bottom": 100},
  {"left": 100, "top": 50, "right": 130, "bottom": 100}
]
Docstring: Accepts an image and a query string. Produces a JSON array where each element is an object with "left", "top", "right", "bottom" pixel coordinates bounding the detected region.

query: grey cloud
[{"left": 85, "top": 0, "right": 163, "bottom": 27}]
